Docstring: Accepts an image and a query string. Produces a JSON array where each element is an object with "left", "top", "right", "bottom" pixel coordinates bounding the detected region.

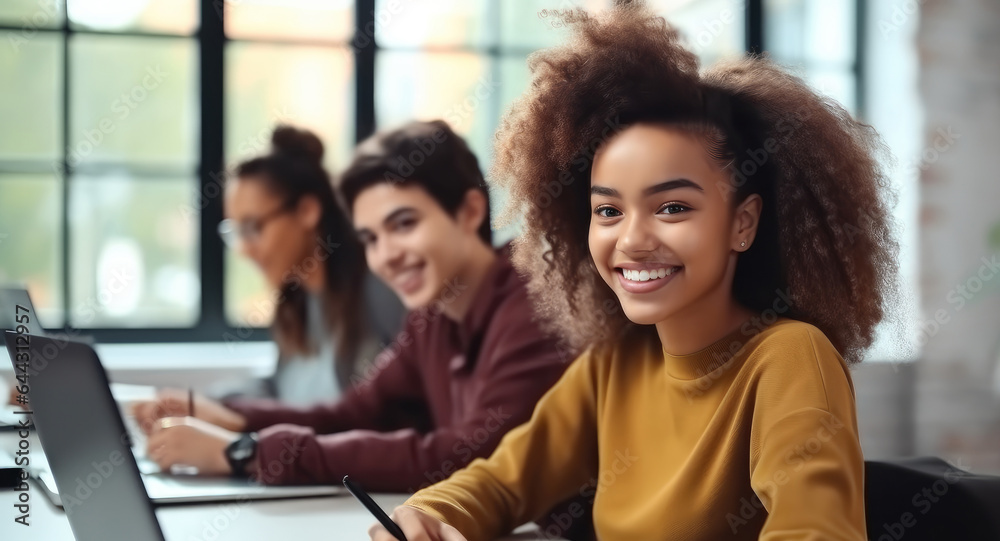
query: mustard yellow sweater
[{"left": 405, "top": 318, "right": 867, "bottom": 540}]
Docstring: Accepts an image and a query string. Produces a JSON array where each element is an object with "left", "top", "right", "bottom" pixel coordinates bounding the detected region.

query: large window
[
  {"left": 1, "top": 1, "right": 200, "bottom": 333},
  {"left": 4, "top": 0, "right": 910, "bottom": 351}
]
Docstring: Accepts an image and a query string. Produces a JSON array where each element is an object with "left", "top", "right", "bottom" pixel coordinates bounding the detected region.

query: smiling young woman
[{"left": 368, "top": 3, "right": 901, "bottom": 541}]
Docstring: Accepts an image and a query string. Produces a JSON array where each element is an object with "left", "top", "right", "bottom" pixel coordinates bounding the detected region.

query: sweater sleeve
[
  {"left": 749, "top": 326, "right": 867, "bottom": 540},
  {"left": 404, "top": 350, "right": 601, "bottom": 541},
  {"left": 249, "top": 309, "right": 574, "bottom": 490}
]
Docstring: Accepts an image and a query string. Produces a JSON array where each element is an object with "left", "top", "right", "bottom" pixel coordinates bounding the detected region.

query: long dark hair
[{"left": 234, "top": 126, "right": 368, "bottom": 381}]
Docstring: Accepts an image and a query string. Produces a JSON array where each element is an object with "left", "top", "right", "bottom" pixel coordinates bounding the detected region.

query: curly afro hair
[{"left": 492, "top": 2, "right": 900, "bottom": 364}]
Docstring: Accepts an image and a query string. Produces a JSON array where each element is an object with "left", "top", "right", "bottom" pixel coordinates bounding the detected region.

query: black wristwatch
[{"left": 225, "top": 432, "right": 258, "bottom": 478}]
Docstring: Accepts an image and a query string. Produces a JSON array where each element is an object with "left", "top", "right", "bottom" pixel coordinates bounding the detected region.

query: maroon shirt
[{"left": 225, "top": 246, "right": 575, "bottom": 491}]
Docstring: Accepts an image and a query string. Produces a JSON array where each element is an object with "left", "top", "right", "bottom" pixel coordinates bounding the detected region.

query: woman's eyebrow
[
  {"left": 590, "top": 178, "right": 704, "bottom": 198},
  {"left": 590, "top": 185, "right": 620, "bottom": 197},
  {"left": 642, "top": 178, "right": 703, "bottom": 196}
]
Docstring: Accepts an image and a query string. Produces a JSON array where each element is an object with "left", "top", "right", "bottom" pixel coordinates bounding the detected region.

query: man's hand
[
  {"left": 369, "top": 506, "right": 468, "bottom": 541},
  {"left": 131, "top": 389, "right": 247, "bottom": 434},
  {"left": 145, "top": 416, "right": 238, "bottom": 476}
]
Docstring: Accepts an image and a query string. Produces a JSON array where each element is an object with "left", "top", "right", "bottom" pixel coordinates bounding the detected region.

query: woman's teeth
[{"left": 621, "top": 267, "right": 680, "bottom": 282}]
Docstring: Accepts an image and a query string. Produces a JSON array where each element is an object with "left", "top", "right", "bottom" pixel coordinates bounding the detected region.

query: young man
[{"left": 134, "top": 120, "right": 576, "bottom": 495}]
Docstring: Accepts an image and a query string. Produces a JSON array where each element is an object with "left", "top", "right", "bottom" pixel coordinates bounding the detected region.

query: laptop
[
  {"left": 3, "top": 331, "right": 343, "bottom": 513},
  {"left": 5, "top": 330, "right": 166, "bottom": 541}
]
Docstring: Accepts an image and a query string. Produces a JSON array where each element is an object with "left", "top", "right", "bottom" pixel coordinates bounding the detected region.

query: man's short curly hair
[{"left": 492, "top": 2, "right": 900, "bottom": 364}]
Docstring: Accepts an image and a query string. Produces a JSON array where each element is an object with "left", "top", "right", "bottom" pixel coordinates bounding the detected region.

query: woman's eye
[
  {"left": 658, "top": 203, "right": 689, "bottom": 215},
  {"left": 594, "top": 206, "right": 622, "bottom": 218}
]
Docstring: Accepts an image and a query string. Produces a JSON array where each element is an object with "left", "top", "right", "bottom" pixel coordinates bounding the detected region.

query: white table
[
  {"left": 0, "top": 432, "right": 550, "bottom": 540},
  {"left": 0, "top": 341, "right": 278, "bottom": 394}
]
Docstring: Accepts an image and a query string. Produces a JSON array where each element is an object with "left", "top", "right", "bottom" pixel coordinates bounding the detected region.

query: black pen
[
  {"left": 343, "top": 475, "right": 408, "bottom": 541},
  {"left": 188, "top": 389, "right": 194, "bottom": 418}
]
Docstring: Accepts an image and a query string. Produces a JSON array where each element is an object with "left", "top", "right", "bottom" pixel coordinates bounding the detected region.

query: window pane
[
  {"left": 68, "top": 0, "right": 198, "bottom": 35},
  {"left": 376, "top": 51, "right": 494, "bottom": 165},
  {"left": 765, "top": 0, "right": 855, "bottom": 65},
  {"left": 226, "top": 42, "right": 354, "bottom": 170},
  {"left": 69, "top": 35, "right": 197, "bottom": 169},
  {"left": 801, "top": 65, "right": 856, "bottom": 112},
  {"left": 499, "top": 55, "right": 531, "bottom": 119},
  {"left": 0, "top": 0, "right": 63, "bottom": 29},
  {"left": 377, "top": 0, "right": 489, "bottom": 48},
  {"left": 0, "top": 174, "right": 64, "bottom": 327},
  {"left": 0, "top": 32, "right": 62, "bottom": 161},
  {"left": 652, "top": 0, "right": 745, "bottom": 64},
  {"left": 225, "top": 250, "right": 273, "bottom": 327},
  {"left": 500, "top": 0, "right": 612, "bottom": 50},
  {"left": 68, "top": 174, "right": 198, "bottom": 327},
  {"left": 226, "top": 0, "right": 352, "bottom": 43}
]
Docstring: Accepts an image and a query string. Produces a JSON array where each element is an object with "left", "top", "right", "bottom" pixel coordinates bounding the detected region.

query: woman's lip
[
  {"left": 616, "top": 263, "right": 682, "bottom": 271},
  {"left": 615, "top": 267, "right": 680, "bottom": 294}
]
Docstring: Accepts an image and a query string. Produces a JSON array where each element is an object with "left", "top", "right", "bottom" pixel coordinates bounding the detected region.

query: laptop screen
[
  {"left": 3, "top": 331, "right": 165, "bottom": 541},
  {"left": 0, "top": 287, "right": 45, "bottom": 336}
]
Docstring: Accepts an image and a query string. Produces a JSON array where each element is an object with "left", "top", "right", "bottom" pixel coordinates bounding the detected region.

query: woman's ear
[
  {"left": 732, "top": 194, "right": 762, "bottom": 252},
  {"left": 458, "top": 189, "right": 489, "bottom": 235},
  {"left": 296, "top": 195, "right": 323, "bottom": 231}
]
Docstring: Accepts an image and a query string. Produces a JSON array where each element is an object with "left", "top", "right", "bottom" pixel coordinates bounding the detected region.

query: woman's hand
[
  {"left": 130, "top": 389, "right": 247, "bottom": 434},
  {"left": 369, "top": 506, "right": 468, "bottom": 541},
  {"left": 145, "top": 416, "right": 237, "bottom": 476}
]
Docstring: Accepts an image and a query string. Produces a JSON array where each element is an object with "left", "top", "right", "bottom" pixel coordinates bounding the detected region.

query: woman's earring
[{"left": 740, "top": 241, "right": 746, "bottom": 248}]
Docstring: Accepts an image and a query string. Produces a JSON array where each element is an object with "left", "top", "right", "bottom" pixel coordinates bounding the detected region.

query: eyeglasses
[{"left": 218, "top": 204, "right": 293, "bottom": 249}]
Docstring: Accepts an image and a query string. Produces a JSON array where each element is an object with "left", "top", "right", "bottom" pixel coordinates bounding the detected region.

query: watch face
[
  {"left": 229, "top": 434, "right": 256, "bottom": 461},
  {"left": 232, "top": 441, "right": 253, "bottom": 461}
]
